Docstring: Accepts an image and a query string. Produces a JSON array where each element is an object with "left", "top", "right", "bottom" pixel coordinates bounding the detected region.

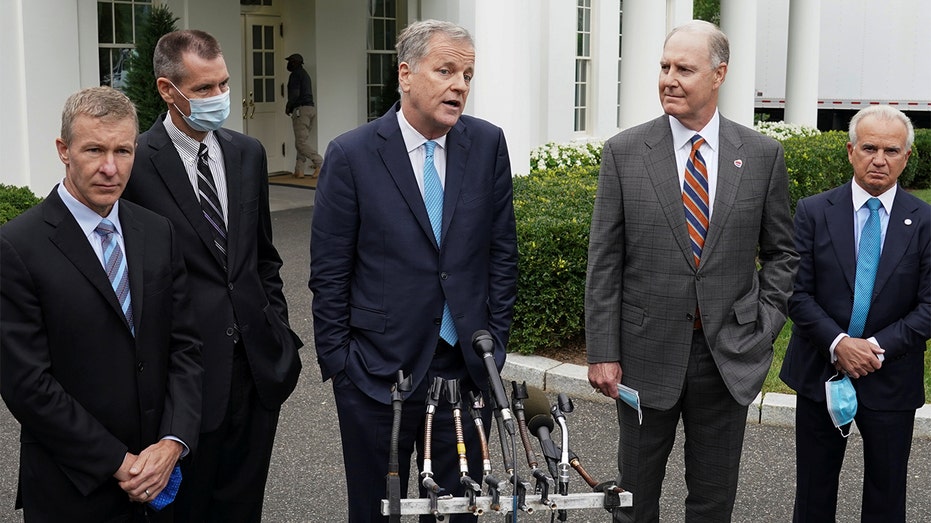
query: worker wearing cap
[{"left": 285, "top": 53, "right": 323, "bottom": 178}]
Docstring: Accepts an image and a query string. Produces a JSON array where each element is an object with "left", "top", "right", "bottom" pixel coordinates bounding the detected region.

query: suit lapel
[
  {"left": 701, "top": 119, "right": 741, "bottom": 267},
  {"left": 442, "top": 120, "right": 470, "bottom": 245},
  {"left": 44, "top": 191, "right": 133, "bottom": 333},
  {"left": 119, "top": 203, "right": 145, "bottom": 334},
  {"left": 825, "top": 183, "right": 857, "bottom": 292},
  {"left": 217, "top": 128, "right": 241, "bottom": 270},
  {"left": 873, "top": 188, "right": 921, "bottom": 296},
  {"left": 376, "top": 107, "right": 440, "bottom": 249},
  {"left": 643, "top": 116, "right": 694, "bottom": 267},
  {"left": 146, "top": 122, "right": 227, "bottom": 269}
]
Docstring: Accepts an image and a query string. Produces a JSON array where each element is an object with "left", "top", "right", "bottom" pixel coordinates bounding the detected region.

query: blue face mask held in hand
[
  {"left": 170, "top": 81, "right": 231, "bottom": 132},
  {"left": 617, "top": 383, "right": 643, "bottom": 425},
  {"left": 824, "top": 373, "right": 857, "bottom": 437}
]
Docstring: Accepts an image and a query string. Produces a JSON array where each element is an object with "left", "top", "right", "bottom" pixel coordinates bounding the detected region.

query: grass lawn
[{"left": 764, "top": 322, "right": 931, "bottom": 400}]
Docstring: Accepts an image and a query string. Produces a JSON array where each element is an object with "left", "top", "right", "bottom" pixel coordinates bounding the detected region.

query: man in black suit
[
  {"left": 0, "top": 86, "right": 203, "bottom": 521},
  {"left": 781, "top": 105, "right": 930, "bottom": 522},
  {"left": 122, "top": 30, "right": 302, "bottom": 522},
  {"left": 310, "top": 20, "right": 518, "bottom": 522}
]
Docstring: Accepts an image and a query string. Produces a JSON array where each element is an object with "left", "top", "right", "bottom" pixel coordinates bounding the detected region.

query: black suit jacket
[
  {"left": 124, "top": 116, "right": 302, "bottom": 431},
  {"left": 781, "top": 182, "right": 930, "bottom": 409},
  {"left": 0, "top": 189, "right": 203, "bottom": 519}
]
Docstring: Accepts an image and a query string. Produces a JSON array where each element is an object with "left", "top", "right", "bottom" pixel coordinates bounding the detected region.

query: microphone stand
[
  {"left": 386, "top": 370, "right": 411, "bottom": 523},
  {"left": 467, "top": 391, "right": 502, "bottom": 512},
  {"left": 551, "top": 393, "right": 575, "bottom": 522},
  {"left": 421, "top": 376, "right": 446, "bottom": 521},
  {"left": 490, "top": 394, "right": 532, "bottom": 518},
  {"left": 512, "top": 381, "right": 556, "bottom": 510},
  {"left": 445, "top": 379, "right": 483, "bottom": 516}
]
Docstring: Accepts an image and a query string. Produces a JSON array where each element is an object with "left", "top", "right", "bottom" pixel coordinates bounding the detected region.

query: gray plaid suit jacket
[{"left": 585, "top": 114, "right": 798, "bottom": 408}]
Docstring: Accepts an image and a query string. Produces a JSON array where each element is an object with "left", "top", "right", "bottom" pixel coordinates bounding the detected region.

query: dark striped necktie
[
  {"left": 197, "top": 143, "right": 228, "bottom": 270},
  {"left": 682, "top": 134, "right": 709, "bottom": 267}
]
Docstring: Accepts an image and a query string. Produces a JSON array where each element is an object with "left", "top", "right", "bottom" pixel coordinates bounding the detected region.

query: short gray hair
[
  {"left": 849, "top": 105, "right": 915, "bottom": 150},
  {"left": 153, "top": 29, "right": 223, "bottom": 83},
  {"left": 665, "top": 20, "right": 729, "bottom": 70},
  {"left": 396, "top": 20, "right": 473, "bottom": 71},
  {"left": 60, "top": 86, "right": 137, "bottom": 144}
]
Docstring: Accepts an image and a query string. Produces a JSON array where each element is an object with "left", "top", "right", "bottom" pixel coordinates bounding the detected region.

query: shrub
[
  {"left": 781, "top": 131, "right": 851, "bottom": 211},
  {"left": 509, "top": 167, "right": 598, "bottom": 354},
  {"left": 124, "top": 5, "right": 178, "bottom": 132},
  {"left": 529, "top": 140, "right": 603, "bottom": 173},
  {"left": 908, "top": 129, "right": 931, "bottom": 189},
  {"left": 0, "top": 184, "right": 42, "bottom": 225},
  {"left": 754, "top": 120, "right": 820, "bottom": 141}
]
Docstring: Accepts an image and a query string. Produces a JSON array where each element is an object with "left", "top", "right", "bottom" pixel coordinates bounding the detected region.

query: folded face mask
[
  {"left": 617, "top": 383, "right": 643, "bottom": 425},
  {"left": 824, "top": 373, "right": 857, "bottom": 437}
]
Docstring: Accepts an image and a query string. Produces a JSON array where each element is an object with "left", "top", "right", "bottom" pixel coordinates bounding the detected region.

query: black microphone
[
  {"left": 471, "top": 330, "right": 514, "bottom": 434},
  {"left": 525, "top": 387, "right": 560, "bottom": 480}
]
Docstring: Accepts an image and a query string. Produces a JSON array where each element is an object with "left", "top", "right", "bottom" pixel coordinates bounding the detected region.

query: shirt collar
[
  {"left": 397, "top": 106, "right": 448, "bottom": 153},
  {"left": 669, "top": 110, "right": 720, "bottom": 153},
  {"left": 163, "top": 113, "right": 216, "bottom": 161},
  {"left": 57, "top": 181, "right": 122, "bottom": 237},
  {"left": 851, "top": 180, "right": 896, "bottom": 214}
]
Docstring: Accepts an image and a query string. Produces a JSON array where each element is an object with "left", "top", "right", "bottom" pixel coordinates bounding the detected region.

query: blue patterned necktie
[
  {"left": 848, "top": 197, "right": 883, "bottom": 337},
  {"left": 423, "top": 140, "right": 458, "bottom": 346},
  {"left": 95, "top": 219, "right": 134, "bottom": 335},
  {"left": 683, "top": 134, "right": 709, "bottom": 267}
]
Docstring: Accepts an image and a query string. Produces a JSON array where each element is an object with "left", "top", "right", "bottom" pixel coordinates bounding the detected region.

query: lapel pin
[
  {"left": 904, "top": 219, "right": 913, "bottom": 226},
  {"left": 733, "top": 159, "right": 743, "bottom": 168}
]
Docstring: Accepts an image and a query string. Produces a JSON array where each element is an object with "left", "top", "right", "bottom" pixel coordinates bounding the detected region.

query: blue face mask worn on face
[
  {"left": 824, "top": 372, "right": 857, "bottom": 437},
  {"left": 170, "top": 82, "right": 230, "bottom": 132}
]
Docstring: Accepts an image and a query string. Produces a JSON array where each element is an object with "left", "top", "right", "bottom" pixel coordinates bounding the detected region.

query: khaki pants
[{"left": 291, "top": 105, "right": 323, "bottom": 173}]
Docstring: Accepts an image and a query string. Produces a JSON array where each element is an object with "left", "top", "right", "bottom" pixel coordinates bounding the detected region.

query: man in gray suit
[{"left": 586, "top": 20, "right": 797, "bottom": 522}]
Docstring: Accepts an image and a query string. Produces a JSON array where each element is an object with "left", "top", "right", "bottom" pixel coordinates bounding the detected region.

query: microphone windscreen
[
  {"left": 522, "top": 385, "right": 552, "bottom": 420},
  {"left": 527, "top": 413, "right": 555, "bottom": 436}
]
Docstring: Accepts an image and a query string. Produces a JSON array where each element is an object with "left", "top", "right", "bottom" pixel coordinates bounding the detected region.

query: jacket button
[
  {"left": 137, "top": 361, "right": 144, "bottom": 372},
  {"left": 686, "top": 313, "right": 695, "bottom": 321},
  {"left": 440, "top": 272, "right": 448, "bottom": 280},
  {"left": 228, "top": 283, "right": 234, "bottom": 291},
  {"left": 434, "top": 318, "right": 441, "bottom": 325},
  {"left": 226, "top": 327, "right": 234, "bottom": 336}
]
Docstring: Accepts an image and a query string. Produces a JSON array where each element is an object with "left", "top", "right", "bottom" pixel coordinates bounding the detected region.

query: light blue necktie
[
  {"left": 848, "top": 197, "right": 882, "bottom": 338},
  {"left": 95, "top": 219, "right": 134, "bottom": 336},
  {"left": 423, "top": 140, "right": 458, "bottom": 346}
]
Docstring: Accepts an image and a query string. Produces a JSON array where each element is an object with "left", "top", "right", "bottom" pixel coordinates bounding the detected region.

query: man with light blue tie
[
  {"left": 0, "top": 86, "right": 202, "bottom": 521},
  {"left": 781, "top": 105, "right": 930, "bottom": 522},
  {"left": 310, "top": 19, "right": 518, "bottom": 522}
]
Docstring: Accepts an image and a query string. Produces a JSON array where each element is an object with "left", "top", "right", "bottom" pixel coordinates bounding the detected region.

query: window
[
  {"left": 367, "top": 0, "right": 398, "bottom": 121},
  {"left": 575, "top": 0, "right": 592, "bottom": 132},
  {"left": 617, "top": 1, "right": 623, "bottom": 127},
  {"left": 97, "top": 0, "right": 152, "bottom": 90},
  {"left": 250, "top": 24, "right": 276, "bottom": 103}
]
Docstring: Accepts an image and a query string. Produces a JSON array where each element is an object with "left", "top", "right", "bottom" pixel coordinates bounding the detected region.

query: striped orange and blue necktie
[{"left": 682, "top": 134, "right": 709, "bottom": 267}]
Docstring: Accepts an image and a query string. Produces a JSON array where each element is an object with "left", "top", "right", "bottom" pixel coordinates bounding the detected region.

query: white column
[
  {"left": 719, "top": 0, "right": 758, "bottom": 127},
  {"left": 618, "top": 0, "right": 666, "bottom": 129},
  {"left": 592, "top": 0, "right": 621, "bottom": 139},
  {"left": 785, "top": 0, "right": 820, "bottom": 126},
  {"left": 667, "top": 0, "right": 694, "bottom": 29}
]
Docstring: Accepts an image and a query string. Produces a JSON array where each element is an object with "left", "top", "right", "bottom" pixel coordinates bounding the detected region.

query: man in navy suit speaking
[{"left": 310, "top": 19, "right": 518, "bottom": 522}]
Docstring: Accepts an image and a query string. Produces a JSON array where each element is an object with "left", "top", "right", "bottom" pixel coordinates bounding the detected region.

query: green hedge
[
  {"left": 509, "top": 167, "right": 599, "bottom": 353},
  {"left": 0, "top": 184, "right": 42, "bottom": 225}
]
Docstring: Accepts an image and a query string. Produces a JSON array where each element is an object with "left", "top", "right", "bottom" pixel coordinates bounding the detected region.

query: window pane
[
  {"left": 254, "top": 79, "right": 263, "bottom": 102},
  {"left": 252, "top": 25, "right": 262, "bottom": 49},
  {"left": 374, "top": 20, "right": 385, "bottom": 51},
  {"left": 99, "top": 47, "right": 111, "bottom": 85},
  {"left": 264, "top": 25, "right": 273, "bottom": 50},
  {"left": 114, "top": 3, "right": 134, "bottom": 44},
  {"left": 98, "top": 2, "right": 114, "bottom": 44},
  {"left": 263, "top": 51, "right": 273, "bottom": 76},
  {"left": 135, "top": 4, "right": 152, "bottom": 38},
  {"left": 111, "top": 48, "right": 130, "bottom": 90},
  {"left": 368, "top": 54, "right": 381, "bottom": 84},
  {"left": 253, "top": 52, "right": 262, "bottom": 77},
  {"left": 265, "top": 79, "right": 275, "bottom": 102},
  {"left": 386, "top": 0, "right": 396, "bottom": 18}
]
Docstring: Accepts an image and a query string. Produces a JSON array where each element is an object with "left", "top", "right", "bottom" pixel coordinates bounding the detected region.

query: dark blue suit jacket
[
  {"left": 781, "top": 182, "right": 930, "bottom": 410},
  {"left": 310, "top": 103, "right": 518, "bottom": 404}
]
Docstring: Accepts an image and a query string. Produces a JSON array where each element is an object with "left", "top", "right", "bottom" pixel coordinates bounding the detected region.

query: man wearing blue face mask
[
  {"left": 781, "top": 105, "right": 930, "bottom": 522},
  {"left": 123, "top": 29, "right": 303, "bottom": 523}
]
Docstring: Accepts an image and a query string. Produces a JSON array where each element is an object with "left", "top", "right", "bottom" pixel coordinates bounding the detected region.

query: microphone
[
  {"left": 525, "top": 390, "right": 561, "bottom": 482},
  {"left": 471, "top": 330, "right": 514, "bottom": 434}
]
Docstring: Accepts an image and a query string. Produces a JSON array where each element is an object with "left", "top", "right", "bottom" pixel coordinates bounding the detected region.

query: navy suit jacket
[
  {"left": 781, "top": 182, "right": 930, "bottom": 410},
  {"left": 124, "top": 116, "right": 302, "bottom": 432},
  {"left": 310, "top": 103, "right": 518, "bottom": 404},
  {"left": 1, "top": 190, "right": 202, "bottom": 517}
]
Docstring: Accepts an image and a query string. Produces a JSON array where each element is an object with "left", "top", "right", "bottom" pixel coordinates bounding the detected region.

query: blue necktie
[
  {"left": 423, "top": 141, "right": 458, "bottom": 346},
  {"left": 848, "top": 197, "right": 882, "bottom": 338},
  {"left": 95, "top": 219, "right": 134, "bottom": 335}
]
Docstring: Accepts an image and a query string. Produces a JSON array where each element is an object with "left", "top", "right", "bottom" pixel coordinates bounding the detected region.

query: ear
[
  {"left": 55, "top": 138, "right": 69, "bottom": 165},
  {"left": 156, "top": 77, "right": 176, "bottom": 104},
  {"left": 398, "top": 62, "right": 412, "bottom": 94},
  {"left": 712, "top": 63, "right": 728, "bottom": 89},
  {"left": 846, "top": 141, "right": 855, "bottom": 164}
]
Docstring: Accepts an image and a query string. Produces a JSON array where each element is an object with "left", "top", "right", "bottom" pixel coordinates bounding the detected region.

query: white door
[{"left": 242, "top": 14, "right": 289, "bottom": 174}]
